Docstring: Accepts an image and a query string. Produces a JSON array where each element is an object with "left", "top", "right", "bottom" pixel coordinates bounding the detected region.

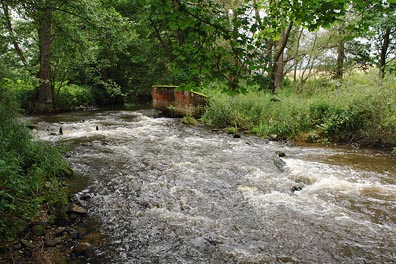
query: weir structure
[{"left": 152, "top": 85, "right": 208, "bottom": 117}]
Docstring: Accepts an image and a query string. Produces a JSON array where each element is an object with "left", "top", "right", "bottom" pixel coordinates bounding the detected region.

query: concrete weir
[{"left": 152, "top": 85, "right": 208, "bottom": 117}]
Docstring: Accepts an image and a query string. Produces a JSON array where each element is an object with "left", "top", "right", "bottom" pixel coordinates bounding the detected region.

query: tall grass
[
  {"left": 0, "top": 86, "right": 71, "bottom": 243},
  {"left": 202, "top": 72, "right": 396, "bottom": 146}
]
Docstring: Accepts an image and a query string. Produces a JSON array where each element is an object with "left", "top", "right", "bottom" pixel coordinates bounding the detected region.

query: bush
[
  {"left": 202, "top": 72, "right": 396, "bottom": 146},
  {"left": 0, "top": 86, "right": 71, "bottom": 243},
  {"left": 202, "top": 89, "right": 310, "bottom": 139},
  {"left": 1, "top": 78, "right": 37, "bottom": 112},
  {"left": 55, "top": 84, "right": 95, "bottom": 111}
]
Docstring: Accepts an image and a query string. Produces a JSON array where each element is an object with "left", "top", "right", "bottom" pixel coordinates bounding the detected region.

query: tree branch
[{"left": 1, "top": 0, "right": 28, "bottom": 66}]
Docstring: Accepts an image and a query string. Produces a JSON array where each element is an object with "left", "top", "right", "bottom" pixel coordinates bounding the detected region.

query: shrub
[
  {"left": 202, "top": 71, "right": 396, "bottom": 146},
  {"left": 0, "top": 86, "right": 71, "bottom": 243},
  {"left": 55, "top": 84, "right": 94, "bottom": 111}
]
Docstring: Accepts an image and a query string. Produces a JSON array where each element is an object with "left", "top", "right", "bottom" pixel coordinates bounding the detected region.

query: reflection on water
[{"left": 28, "top": 109, "right": 396, "bottom": 264}]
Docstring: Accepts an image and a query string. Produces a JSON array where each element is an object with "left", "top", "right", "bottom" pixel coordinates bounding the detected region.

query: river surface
[{"left": 28, "top": 109, "right": 396, "bottom": 264}]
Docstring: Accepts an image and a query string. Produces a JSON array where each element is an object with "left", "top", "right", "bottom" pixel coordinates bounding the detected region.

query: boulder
[
  {"left": 67, "top": 204, "right": 87, "bottom": 215},
  {"left": 73, "top": 242, "right": 95, "bottom": 257}
]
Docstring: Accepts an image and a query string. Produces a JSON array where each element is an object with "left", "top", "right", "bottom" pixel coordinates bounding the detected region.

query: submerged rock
[
  {"left": 21, "top": 239, "right": 36, "bottom": 249},
  {"left": 67, "top": 204, "right": 87, "bottom": 215},
  {"left": 73, "top": 242, "right": 96, "bottom": 257},
  {"left": 44, "top": 239, "right": 61, "bottom": 247},
  {"left": 53, "top": 227, "right": 67, "bottom": 236}
]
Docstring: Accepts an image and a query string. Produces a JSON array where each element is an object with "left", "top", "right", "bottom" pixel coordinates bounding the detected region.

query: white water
[{"left": 29, "top": 110, "right": 396, "bottom": 263}]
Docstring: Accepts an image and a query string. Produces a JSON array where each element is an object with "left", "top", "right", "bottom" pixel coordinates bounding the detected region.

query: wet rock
[
  {"left": 54, "top": 227, "right": 67, "bottom": 236},
  {"left": 272, "top": 154, "right": 286, "bottom": 171},
  {"left": 205, "top": 236, "right": 224, "bottom": 246},
  {"left": 270, "top": 134, "right": 278, "bottom": 141},
  {"left": 73, "top": 242, "right": 96, "bottom": 257},
  {"left": 67, "top": 203, "right": 87, "bottom": 215},
  {"left": 291, "top": 186, "right": 303, "bottom": 192},
  {"left": 79, "top": 192, "right": 92, "bottom": 201},
  {"left": 233, "top": 134, "right": 241, "bottom": 139},
  {"left": 21, "top": 239, "right": 35, "bottom": 249},
  {"left": 275, "top": 151, "right": 286, "bottom": 157},
  {"left": 81, "top": 231, "right": 105, "bottom": 246},
  {"left": 44, "top": 239, "right": 61, "bottom": 247},
  {"left": 277, "top": 255, "right": 300, "bottom": 263}
]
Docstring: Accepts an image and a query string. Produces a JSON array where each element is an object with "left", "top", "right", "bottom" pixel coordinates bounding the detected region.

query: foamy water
[{"left": 28, "top": 109, "right": 396, "bottom": 263}]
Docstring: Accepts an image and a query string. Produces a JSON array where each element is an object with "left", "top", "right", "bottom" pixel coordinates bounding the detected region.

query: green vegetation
[
  {"left": 182, "top": 114, "right": 198, "bottom": 126},
  {"left": 0, "top": 87, "right": 72, "bottom": 243},
  {"left": 1, "top": 0, "right": 395, "bottom": 246},
  {"left": 2, "top": 0, "right": 395, "bottom": 113},
  {"left": 202, "top": 72, "right": 396, "bottom": 147}
]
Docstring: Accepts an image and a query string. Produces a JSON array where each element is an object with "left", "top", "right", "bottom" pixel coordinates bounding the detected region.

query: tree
[
  {"left": 349, "top": 0, "right": 396, "bottom": 78},
  {"left": 1, "top": 0, "right": 131, "bottom": 112}
]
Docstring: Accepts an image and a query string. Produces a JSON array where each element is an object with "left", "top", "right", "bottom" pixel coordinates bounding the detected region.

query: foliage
[
  {"left": 182, "top": 114, "right": 197, "bottom": 126},
  {"left": 202, "top": 88, "right": 310, "bottom": 139},
  {"left": 0, "top": 86, "right": 71, "bottom": 242},
  {"left": 55, "top": 84, "right": 95, "bottom": 111},
  {"left": 202, "top": 71, "right": 396, "bottom": 146}
]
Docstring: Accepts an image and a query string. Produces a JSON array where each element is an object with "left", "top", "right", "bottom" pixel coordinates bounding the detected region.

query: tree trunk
[
  {"left": 335, "top": 35, "right": 345, "bottom": 79},
  {"left": 293, "top": 28, "right": 303, "bottom": 84},
  {"left": 379, "top": 27, "right": 391, "bottom": 79},
  {"left": 268, "top": 22, "right": 293, "bottom": 92},
  {"left": 274, "top": 52, "right": 284, "bottom": 90},
  {"left": 35, "top": 2, "right": 53, "bottom": 113}
]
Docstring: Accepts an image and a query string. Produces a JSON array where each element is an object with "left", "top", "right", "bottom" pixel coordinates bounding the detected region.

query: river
[{"left": 28, "top": 109, "right": 396, "bottom": 263}]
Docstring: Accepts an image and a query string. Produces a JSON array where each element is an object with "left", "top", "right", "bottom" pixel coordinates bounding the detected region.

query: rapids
[{"left": 28, "top": 109, "right": 396, "bottom": 263}]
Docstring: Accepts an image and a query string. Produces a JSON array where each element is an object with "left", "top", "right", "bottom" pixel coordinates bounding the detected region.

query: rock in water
[
  {"left": 44, "top": 239, "right": 61, "bottom": 247},
  {"left": 73, "top": 242, "right": 95, "bottom": 257},
  {"left": 67, "top": 204, "right": 87, "bottom": 215}
]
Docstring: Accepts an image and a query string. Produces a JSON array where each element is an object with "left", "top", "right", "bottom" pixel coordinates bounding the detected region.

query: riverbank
[
  {"left": 200, "top": 72, "right": 396, "bottom": 153},
  {"left": 0, "top": 87, "right": 98, "bottom": 263}
]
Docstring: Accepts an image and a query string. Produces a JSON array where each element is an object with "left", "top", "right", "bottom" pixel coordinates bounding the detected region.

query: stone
[
  {"left": 291, "top": 186, "right": 303, "bottom": 192},
  {"left": 54, "top": 227, "right": 67, "bottom": 236},
  {"left": 275, "top": 151, "right": 286, "bottom": 157},
  {"left": 82, "top": 231, "right": 106, "bottom": 246},
  {"left": 73, "top": 242, "right": 95, "bottom": 257},
  {"left": 21, "top": 239, "right": 35, "bottom": 249},
  {"left": 44, "top": 239, "right": 61, "bottom": 247},
  {"left": 233, "top": 134, "right": 241, "bottom": 138},
  {"left": 67, "top": 203, "right": 87, "bottom": 215},
  {"left": 79, "top": 193, "right": 92, "bottom": 201}
]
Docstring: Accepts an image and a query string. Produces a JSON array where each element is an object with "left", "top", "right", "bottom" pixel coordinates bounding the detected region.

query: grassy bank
[
  {"left": 0, "top": 87, "right": 72, "bottom": 244},
  {"left": 201, "top": 72, "right": 396, "bottom": 148}
]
